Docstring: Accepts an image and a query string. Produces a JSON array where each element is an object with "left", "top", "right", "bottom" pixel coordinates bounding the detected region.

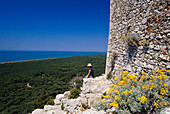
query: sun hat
[{"left": 87, "top": 63, "right": 92, "bottom": 67}]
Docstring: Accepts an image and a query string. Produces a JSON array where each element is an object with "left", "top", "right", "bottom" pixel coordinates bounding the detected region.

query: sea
[{"left": 0, "top": 50, "right": 106, "bottom": 63}]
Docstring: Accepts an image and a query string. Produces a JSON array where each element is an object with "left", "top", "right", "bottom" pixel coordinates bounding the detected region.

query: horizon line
[{"left": 0, "top": 50, "right": 107, "bottom": 53}]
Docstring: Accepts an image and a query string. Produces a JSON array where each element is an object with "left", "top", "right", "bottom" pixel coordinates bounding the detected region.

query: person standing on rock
[{"left": 85, "top": 63, "right": 94, "bottom": 78}]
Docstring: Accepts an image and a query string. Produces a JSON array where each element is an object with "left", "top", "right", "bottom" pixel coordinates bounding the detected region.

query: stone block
[
  {"left": 44, "top": 105, "right": 60, "bottom": 111},
  {"left": 32, "top": 109, "right": 47, "bottom": 114}
]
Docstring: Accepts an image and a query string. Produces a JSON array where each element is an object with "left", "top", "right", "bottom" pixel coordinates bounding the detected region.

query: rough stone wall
[{"left": 106, "top": 0, "right": 170, "bottom": 76}]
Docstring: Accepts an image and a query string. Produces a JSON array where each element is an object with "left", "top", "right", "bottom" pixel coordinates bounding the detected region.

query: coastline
[
  {"left": 0, "top": 58, "right": 60, "bottom": 64},
  {"left": 0, "top": 51, "right": 106, "bottom": 64},
  {"left": 0, "top": 56, "right": 75, "bottom": 64},
  {"left": 0, "top": 54, "right": 106, "bottom": 64}
]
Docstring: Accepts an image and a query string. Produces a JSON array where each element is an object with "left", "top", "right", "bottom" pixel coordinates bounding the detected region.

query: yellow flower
[
  {"left": 150, "top": 76, "right": 156, "bottom": 82},
  {"left": 122, "top": 90, "right": 128, "bottom": 95},
  {"left": 114, "top": 96, "right": 120, "bottom": 101},
  {"left": 131, "top": 86, "right": 134, "bottom": 88},
  {"left": 127, "top": 74, "right": 130, "bottom": 78},
  {"left": 154, "top": 102, "right": 158, "bottom": 107},
  {"left": 114, "top": 77, "right": 120, "bottom": 81},
  {"left": 115, "top": 90, "right": 119, "bottom": 94},
  {"left": 163, "top": 84, "right": 167, "bottom": 87},
  {"left": 122, "top": 74, "right": 126, "bottom": 77},
  {"left": 118, "top": 81, "right": 124, "bottom": 85},
  {"left": 135, "top": 73, "right": 138, "bottom": 75},
  {"left": 108, "top": 88, "right": 114, "bottom": 94},
  {"left": 110, "top": 100, "right": 118, "bottom": 107},
  {"left": 168, "top": 69, "right": 170, "bottom": 72},
  {"left": 141, "top": 72, "right": 146, "bottom": 75},
  {"left": 159, "top": 101, "right": 167, "bottom": 107},
  {"left": 162, "top": 75, "right": 168, "bottom": 80},
  {"left": 121, "top": 36, "right": 125, "bottom": 39},
  {"left": 102, "top": 95, "right": 110, "bottom": 98},
  {"left": 129, "top": 90, "right": 132, "bottom": 94},
  {"left": 160, "top": 88, "right": 166, "bottom": 95},
  {"left": 124, "top": 80, "right": 129, "bottom": 85},
  {"left": 159, "top": 82, "right": 162, "bottom": 85},
  {"left": 140, "top": 76, "right": 145, "bottom": 81},
  {"left": 157, "top": 69, "right": 162, "bottom": 75},
  {"left": 156, "top": 76, "right": 162, "bottom": 80},
  {"left": 150, "top": 85, "right": 155, "bottom": 90},
  {"left": 164, "top": 101, "right": 167, "bottom": 106},
  {"left": 110, "top": 84, "right": 117, "bottom": 88},
  {"left": 102, "top": 99, "right": 105, "bottom": 103},
  {"left": 160, "top": 72, "right": 164, "bottom": 75},
  {"left": 160, "top": 95, "right": 163, "bottom": 98},
  {"left": 138, "top": 96, "right": 147, "bottom": 104},
  {"left": 123, "top": 71, "right": 128, "bottom": 74},
  {"left": 142, "top": 84, "right": 149, "bottom": 89},
  {"left": 152, "top": 70, "right": 155, "bottom": 74},
  {"left": 166, "top": 90, "right": 168, "bottom": 93},
  {"left": 149, "top": 80, "right": 153, "bottom": 82},
  {"left": 122, "top": 77, "right": 127, "bottom": 80},
  {"left": 161, "top": 69, "right": 166, "bottom": 72},
  {"left": 145, "top": 74, "right": 149, "bottom": 77},
  {"left": 139, "top": 42, "right": 142, "bottom": 45},
  {"left": 117, "top": 86, "right": 120, "bottom": 89}
]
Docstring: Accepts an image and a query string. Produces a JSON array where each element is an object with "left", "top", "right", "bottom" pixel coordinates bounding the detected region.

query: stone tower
[{"left": 106, "top": 0, "right": 169, "bottom": 76}]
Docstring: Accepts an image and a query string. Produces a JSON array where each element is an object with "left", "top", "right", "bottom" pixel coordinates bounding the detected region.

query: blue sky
[{"left": 0, "top": 0, "right": 110, "bottom": 52}]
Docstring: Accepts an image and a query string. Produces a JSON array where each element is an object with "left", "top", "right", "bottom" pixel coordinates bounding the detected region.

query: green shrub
[
  {"left": 81, "top": 102, "right": 91, "bottom": 109},
  {"left": 69, "top": 87, "right": 80, "bottom": 99},
  {"left": 107, "top": 72, "right": 112, "bottom": 80},
  {"left": 69, "top": 76, "right": 83, "bottom": 90},
  {"left": 61, "top": 102, "right": 64, "bottom": 110},
  {"left": 46, "top": 98, "right": 54, "bottom": 105},
  {"left": 94, "top": 100, "right": 108, "bottom": 111},
  {"left": 95, "top": 69, "right": 170, "bottom": 114},
  {"left": 122, "top": 32, "right": 139, "bottom": 47}
]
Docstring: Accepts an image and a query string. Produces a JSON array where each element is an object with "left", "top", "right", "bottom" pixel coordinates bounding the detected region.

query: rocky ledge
[{"left": 32, "top": 75, "right": 112, "bottom": 114}]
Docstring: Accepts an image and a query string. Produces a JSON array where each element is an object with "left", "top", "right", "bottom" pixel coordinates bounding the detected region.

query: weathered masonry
[{"left": 106, "top": 0, "right": 170, "bottom": 76}]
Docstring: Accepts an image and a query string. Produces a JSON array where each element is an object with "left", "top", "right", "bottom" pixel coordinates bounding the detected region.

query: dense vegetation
[{"left": 0, "top": 55, "right": 106, "bottom": 114}]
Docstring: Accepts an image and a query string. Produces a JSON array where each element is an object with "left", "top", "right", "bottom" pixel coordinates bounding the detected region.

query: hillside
[{"left": 0, "top": 54, "right": 106, "bottom": 114}]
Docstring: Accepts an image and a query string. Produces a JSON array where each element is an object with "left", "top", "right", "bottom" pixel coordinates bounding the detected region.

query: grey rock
[
  {"left": 164, "top": 30, "right": 170, "bottom": 34},
  {"left": 46, "top": 110, "right": 65, "bottom": 114},
  {"left": 63, "top": 91, "right": 70, "bottom": 98},
  {"left": 44, "top": 105, "right": 61, "bottom": 111},
  {"left": 137, "top": 67, "right": 142, "bottom": 72},
  {"left": 148, "top": 64, "right": 154, "bottom": 69},
  {"left": 54, "top": 94, "right": 64, "bottom": 105},
  {"left": 160, "top": 107, "right": 170, "bottom": 114},
  {"left": 154, "top": 46, "right": 160, "bottom": 51},
  {"left": 126, "top": 65, "right": 132, "bottom": 71},
  {"left": 32, "top": 109, "right": 47, "bottom": 114},
  {"left": 149, "top": 44, "right": 154, "bottom": 49},
  {"left": 156, "top": 34, "right": 162, "bottom": 39},
  {"left": 135, "top": 27, "right": 140, "bottom": 32}
]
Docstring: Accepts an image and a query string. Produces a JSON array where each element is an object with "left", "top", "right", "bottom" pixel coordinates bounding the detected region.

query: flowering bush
[
  {"left": 95, "top": 69, "right": 170, "bottom": 114},
  {"left": 121, "top": 32, "right": 139, "bottom": 47}
]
